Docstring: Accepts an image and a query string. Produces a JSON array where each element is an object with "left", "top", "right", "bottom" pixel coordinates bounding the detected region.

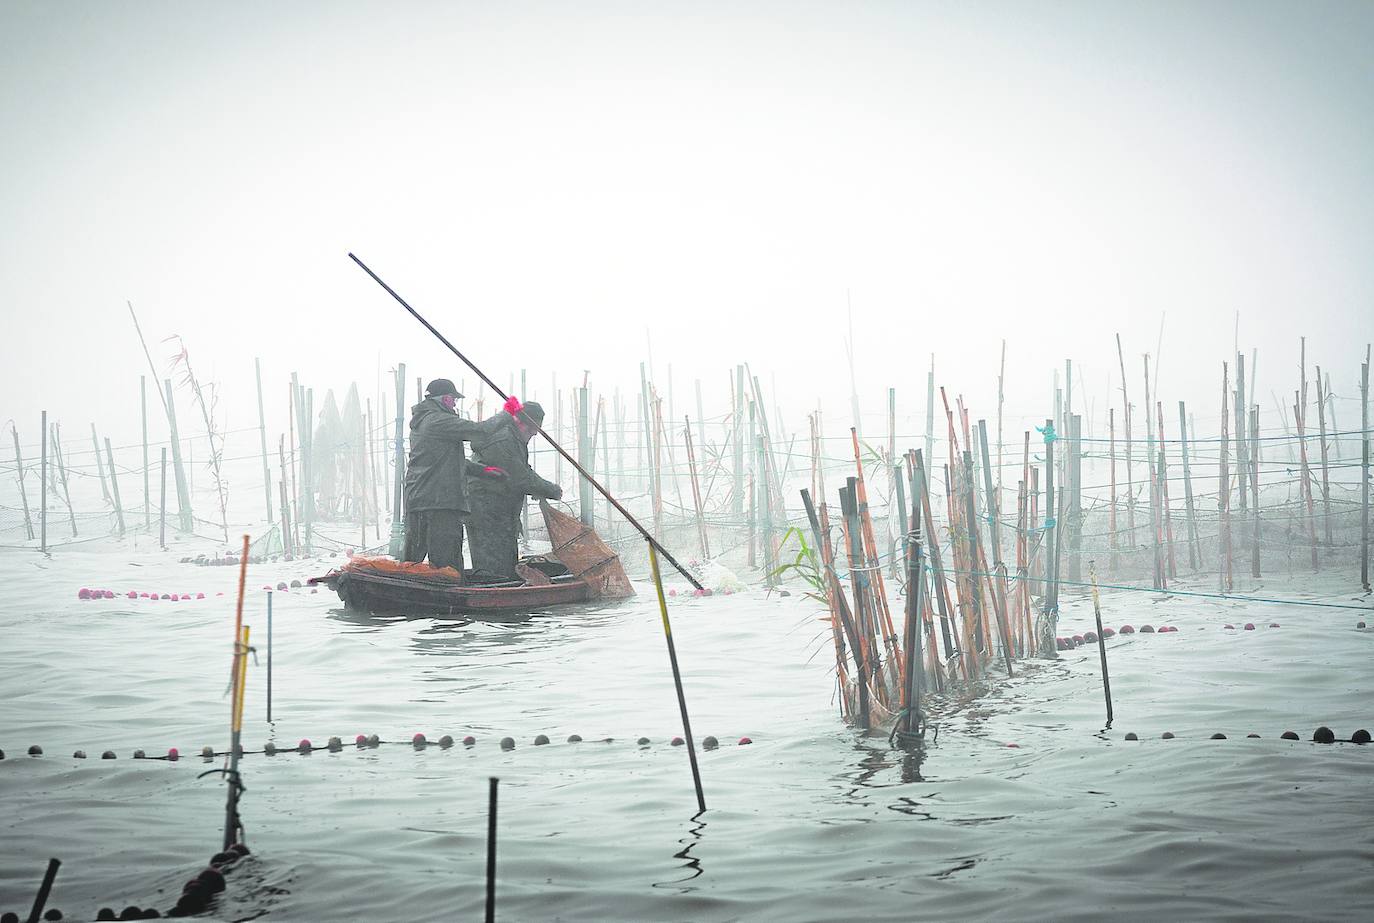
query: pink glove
[
  {"left": 484, "top": 466, "right": 507, "bottom": 479},
  {"left": 503, "top": 396, "right": 523, "bottom": 417}
]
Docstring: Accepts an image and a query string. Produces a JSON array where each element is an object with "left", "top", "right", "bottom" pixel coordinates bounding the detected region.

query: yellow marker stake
[{"left": 648, "top": 545, "right": 706, "bottom": 814}]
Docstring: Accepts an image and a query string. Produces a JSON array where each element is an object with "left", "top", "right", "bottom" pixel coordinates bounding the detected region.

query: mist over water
[{"left": 3, "top": 2, "right": 1373, "bottom": 921}]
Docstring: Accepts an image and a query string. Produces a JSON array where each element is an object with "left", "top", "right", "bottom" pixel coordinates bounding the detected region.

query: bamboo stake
[
  {"left": 278, "top": 436, "right": 294, "bottom": 556},
  {"left": 141, "top": 376, "right": 150, "bottom": 530},
  {"left": 1250, "top": 404, "right": 1261, "bottom": 578},
  {"left": 911, "top": 450, "right": 955, "bottom": 672},
  {"left": 803, "top": 491, "right": 864, "bottom": 727},
  {"left": 850, "top": 428, "right": 902, "bottom": 692},
  {"left": 11, "top": 426, "right": 34, "bottom": 540},
  {"left": 1041, "top": 418, "right": 1059, "bottom": 657},
  {"left": 1115, "top": 335, "right": 1136, "bottom": 548},
  {"left": 1219, "top": 365, "right": 1233, "bottom": 592},
  {"left": 1108, "top": 408, "right": 1117, "bottom": 572},
  {"left": 164, "top": 379, "right": 193, "bottom": 533},
  {"left": 91, "top": 423, "right": 111, "bottom": 505},
  {"left": 1236, "top": 353, "right": 1249, "bottom": 513},
  {"left": 1361, "top": 346, "right": 1370, "bottom": 592},
  {"left": 40, "top": 411, "right": 47, "bottom": 553},
  {"left": 838, "top": 482, "right": 879, "bottom": 711},
  {"left": 1293, "top": 388, "right": 1319, "bottom": 572},
  {"left": 104, "top": 437, "right": 125, "bottom": 537},
  {"left": 1088, "top": 562, "right": 1113, "bottom": 727},
  {"left": 1178, "top": 401, "right": 1200, "bottom": 570},
  {"left": 255, "top": 358, "right": 273, "bottom": 526},
  {"left": 1315, "top": 365, "right": 1332, "bottom": 548},
  {"left": 1156, "top": 402, "right": 1176, "bottom": 579},
  {"left": 158, "top": 448, "right": 167, "bottom": 550},
  {"left": 51, "top": 424, "right": 77, "bottom": 538},
  {"left": 684, "top": 417, "right": 710, "bottom": 559}
]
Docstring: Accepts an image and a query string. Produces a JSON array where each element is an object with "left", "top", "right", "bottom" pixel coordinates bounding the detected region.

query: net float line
[{"left": 1, "top": 734, "right": 756, "bottom": 762}]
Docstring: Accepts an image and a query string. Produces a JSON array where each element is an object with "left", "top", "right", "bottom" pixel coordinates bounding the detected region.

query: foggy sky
[{"left": 2, "top": 0, "right": 1371, "bottom": 445}]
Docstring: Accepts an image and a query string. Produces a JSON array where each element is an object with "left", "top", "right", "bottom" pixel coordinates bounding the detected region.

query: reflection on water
[{"left": 654, "top": 812, "right": 709, "bottom": 891}]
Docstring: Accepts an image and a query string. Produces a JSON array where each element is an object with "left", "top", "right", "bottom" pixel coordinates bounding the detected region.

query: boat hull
[{"left": 319, "top": 568, "right": 591, "bottom": 616}]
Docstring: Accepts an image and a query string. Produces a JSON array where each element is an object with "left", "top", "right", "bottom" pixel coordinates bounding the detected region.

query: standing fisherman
[
  {"left": 403, "top": 379, "right": 505, "bottom": 572},
  {"left": 468, "top": 398, "right": 563, "bottom": 578}
]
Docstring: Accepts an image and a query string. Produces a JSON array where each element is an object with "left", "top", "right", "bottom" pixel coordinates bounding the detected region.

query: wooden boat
[{"left": 309, "top": 501, "right": 634, "bottom": 616}]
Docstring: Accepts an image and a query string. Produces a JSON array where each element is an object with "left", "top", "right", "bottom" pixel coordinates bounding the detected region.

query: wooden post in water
[
  {"left": 11, "top": 426, "right": 34, "bottom": 540},
  {"left": 1146, "top": 405, "right": 1163, "bottom": 589},
  {"left": 734, "top": 365, "right": 746, "bottom": 517},
  {"left": 1041, "top": 419, "right": 1058, "bottom": 656},
  {"left": 255, "top": 358, "right": 274, "bottom": 526},
  {"left": 278, "top": 436, "right": 294, "bottom": 556},
  {"left": 578, "top": 386, "right": 593, "bottom": 527},
  {"left": 1361, "top": 346, "right": 1370, "bottom": 591},
  {"left": 104, "top": 437, "right": 125, "bottom": 537},
  {"left": 1250, "top": 404, "right": 1262, "bottom": 578},
  {"left": 1108, "top": 408, "right": 1118, "bottom": 572},
  {"left": 1315, "top": 366, "right": 1332, "bottom": 549},
  {"left": 91, "top": 423, "right": 111, "bottom": 505},
  {"left": 1155, "top": 403, "right": 1176, "bottom": 579},
  {"left": 914, "top": 449, "right": 957, "bottom": 673},
  {"left": 925, "top": 356, "right": 935, "bottom": 470},
  {"left": 1178, "top": 401, "right": 1200, "bottom": 570},
  {"left": 1219, "top": 365, "right": 1233, "bottom": 592},
  {"left": 685, "top": 417, "right": 710, "bottom": 559},
  {"left": 51, "top": 424, "right": 77, "bottom": 538},
  {"left": 39, "top": 412, "right": 47, "bottom": 554},
  {"left": 389, "top": 364, "right": 406, "bottom": 558},
  {"left": 1293, "top": 388, "right": 1319, "bottom": 572},
  {"left": 1115, "top": 335, "right": 1136, "bottom": 553},
  {"left": 1067, "top": 414, "right": 1082, "bottom": 583},
  {"left": 158, "top": 447, "right": 167, "bottom": 550},
  {"left": 1235, "top": 353, "right": 1249, "bottom": 513},
  {"left": 164, "top": 379, "right": 193, "bottom": 533},
  {"left": 141, "top": 376, "right": 150, "bottom": 530},
  {"left": 288, "top": 377, "right": 300, "bottom": 551}
]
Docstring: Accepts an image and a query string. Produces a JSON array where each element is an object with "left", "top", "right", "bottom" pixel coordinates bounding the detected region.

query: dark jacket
[
  {"left": 403, "top": 399, "right": 497, "bottom": 514},
  {"left": 469, "top": 413, "right": 561, "bottom": 503}
]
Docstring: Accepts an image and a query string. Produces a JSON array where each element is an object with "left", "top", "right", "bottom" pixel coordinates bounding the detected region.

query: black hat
[
  {"left": 425, "top": 378, "right": 462, "bottom": 398},
  {"left": 521, "top": 401, "right": 546, "bottom": 424}
]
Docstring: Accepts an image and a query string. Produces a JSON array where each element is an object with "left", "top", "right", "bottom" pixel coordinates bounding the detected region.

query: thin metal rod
[{"left": 348, "top": 252, "right": 702, "bottom": 591}]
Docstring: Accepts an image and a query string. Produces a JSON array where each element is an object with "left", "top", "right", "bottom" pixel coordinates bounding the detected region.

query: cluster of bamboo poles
[{"left": 796, "top": 336, "right": 1373, "bottom": 731}]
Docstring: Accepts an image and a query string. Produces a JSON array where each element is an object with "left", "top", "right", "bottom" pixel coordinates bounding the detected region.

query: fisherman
[
  {"left": 402, "top": 378, "right": 505, "bottom": 572},
  {"left": 467, "top": 397, "right": 563, "bottom": 578}
]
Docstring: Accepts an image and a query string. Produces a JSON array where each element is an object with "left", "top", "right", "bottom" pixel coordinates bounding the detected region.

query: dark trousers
[
  {"left": 403, "top": 509, "right": 467, "bottom": 570},
  {"left": 467, "top": 493, "right": 523, "bottom": 577}
]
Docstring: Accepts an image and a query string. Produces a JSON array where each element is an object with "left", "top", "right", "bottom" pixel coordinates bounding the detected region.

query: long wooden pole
[
  {"left": 684, "top": 417, "right": 710, "bottom": 559},
  {"left": 648, "top": 544, "right": 707, "bottom": 814},
  {"left": 39, "top": 411, "right": 47, "bottom": 553},
  {"left": 349, "top": 253, "right": 704, "bottom": 589}
]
